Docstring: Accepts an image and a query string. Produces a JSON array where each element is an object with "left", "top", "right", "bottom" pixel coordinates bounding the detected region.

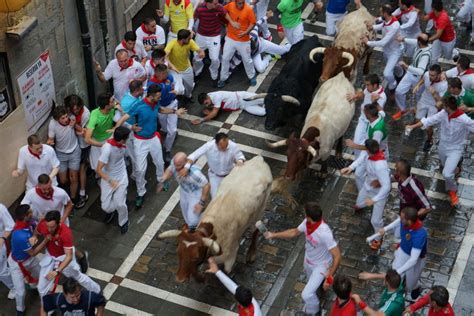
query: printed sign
[{"left": 0, "top": 87, "right": 11, "bottom": 121}]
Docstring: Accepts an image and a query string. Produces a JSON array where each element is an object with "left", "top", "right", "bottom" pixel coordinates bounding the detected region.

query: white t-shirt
[
  {"left": 418, "top": 72, "right": 448, "bottom": 108},
  {"left": 98, "top": 142, "right": 127, "bottom": 180},
  {"left": 115, "top": 41, "right": 148, "bottom": 60},
  {"left": 21, "top": 186, "right": 70, "bottom": 221},
  {"left": 360, "top": 86, "right": 387, "bottom": 122},
  {"left": 103, "top": 59, "right": 146, "bottom": 101},
  {"left": 48, "top": 119, "right": 79, "bottom": 154},
  {"left": 0, "top": 204, "right": 14, "bottom": 235},
  {"left": 70, "top": 106, "right": 91, "bottom": 149},
  {"left": 445, "top": 66, "right": 474, "bottom": 91},
  {"left": 297, "top": 219, "right": 337, "bottom": 266},
  {"left": 209, "top": 91, "right": 247, "bottom": 111},
  {"left": 135, "top": 24, "right": 166, "bottom": 58},
  {"left": 17, "top": 145, "right": 60, "bottom": 190}
]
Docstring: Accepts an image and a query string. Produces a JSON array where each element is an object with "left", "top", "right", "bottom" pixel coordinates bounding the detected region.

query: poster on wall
[
  {"left": 0, "top": 87, "right": 11, "bottom": 122},
  {"left": 17, "top": 50, "right": 56, "bottom": 133}
]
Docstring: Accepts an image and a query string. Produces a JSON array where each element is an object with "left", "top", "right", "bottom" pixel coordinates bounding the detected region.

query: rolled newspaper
[
  {"left": 366, "top": 232, "right": 381, "bottom": 244},
  {"left": 255, "top": 220, "right": 268, "bottom": 234}
]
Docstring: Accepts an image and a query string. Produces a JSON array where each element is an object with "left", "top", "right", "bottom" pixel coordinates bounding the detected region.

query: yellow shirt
[
  {"left": 165, "top": 39, "right": 200, "bottom": 72},
  {"left": 164, "top": 0, "right": 194, "bottom": 34}
]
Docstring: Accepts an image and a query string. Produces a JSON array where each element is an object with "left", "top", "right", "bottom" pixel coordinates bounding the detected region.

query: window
[{"left": 0, "top": 53, "right": 15, "bottom": 122}]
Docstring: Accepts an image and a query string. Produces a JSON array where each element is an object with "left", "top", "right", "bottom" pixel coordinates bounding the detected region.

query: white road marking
[{"left": 106, "top": 301, "right": 154, "bottom": 316}]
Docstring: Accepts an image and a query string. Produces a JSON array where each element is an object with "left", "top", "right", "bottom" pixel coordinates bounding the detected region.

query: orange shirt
[{"left": 224, "top": 2, "right": 256, "bottom": 42}]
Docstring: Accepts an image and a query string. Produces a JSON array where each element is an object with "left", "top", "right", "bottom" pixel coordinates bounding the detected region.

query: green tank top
[{"left": 367, "top": 117, "right": 387, "bottom": 141}]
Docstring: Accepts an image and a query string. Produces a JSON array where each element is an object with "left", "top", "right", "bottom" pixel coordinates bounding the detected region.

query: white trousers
[
  {"left": 209, "top": 171, "right": 226, "bottom": 199},
  {"left": 169, "top": 69, "right": 189, "bottom": 97},
  {"left": 158, "top": 100, "right": 179, "bottom": 153},
  {"left": 356, "top": 187, "right": 387, "bottom": 237},
  {"left": 353, "top": 117, "right": 368, "bottom": 160},
  {"left": 253, "top": 39, "right": 289, "bottom": 73},
  {"left": 38, "top": 252, "right": 100, "bottom": 297},
  {"left": 325, "top": 11, "right": 346, "bottom": 36},
  {"left": 302, "top": 261, "right": 327, "bottom": 315},
  {"left": 221, "top": 37, "right": 255, "bottom": 81},
  {"left": 238, "top": 91, "right": 266, "bottom": 116},
  {"left": 0, "top": 244, "right": 14, "bottom": 289},
  {"left": 167, "top": 31, "right": 177, "bottom": 42},
  {"left": 383, "top": 50, "right": 403, "bottom": 90},
  {"left": 457, "top": 0, "right": 474, "bottom": 40},
  {"left": 283, "top": 22, "right": 304, "bottom": 46},
  {"left": 392, "top": 248, "right": 427, "bottom": 292},
  {"left": 89, "top": 143, "right": 104, "bottom": 171},
  {"left": 415, "top": 102, "right": 437, "bottom": 120},
  {"left": 193, "top": 34, "right": 221, "bottom": 80},
  {"left": 439, "top": 144, "right": 463, "bottom": 192},
  {"left": 395, "top": 72, "right": 422, "bottom": 111},
  {"left": 7, "top": 255, "right": 41, "bottom": 312},
  {"left": 134, "top": 135, "right": 165, "bottom": 197},
  {"left": 431, "top": 38, "right": 457, "bottom": 62},
  {"left": 179, "top": 188, "right": 202, "bottom": 227},
  {"left": 100, "top": 172, "right": 129, "bottom": 226},
  {"left": 255, "top": 0, "right": 271, "bottom": 38}
]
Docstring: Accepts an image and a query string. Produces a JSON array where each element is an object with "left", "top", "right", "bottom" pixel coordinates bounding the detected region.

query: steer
[
  {"left": 309, "top": 6, "right": 375, "bottom": 83},
  {"left": 244, "top": 36, "right": 323, "bottom": 130},
  {"left": 159, "top": 156, "right": 273, "bottom": 282},
  {"left": 268, "top": 73, "right": 355, "bottom": 180}
]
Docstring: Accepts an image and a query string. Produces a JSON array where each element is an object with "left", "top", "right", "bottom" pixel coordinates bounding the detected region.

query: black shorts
[{"left": 80, "top": 146, "right": 91, "bottom": 164}]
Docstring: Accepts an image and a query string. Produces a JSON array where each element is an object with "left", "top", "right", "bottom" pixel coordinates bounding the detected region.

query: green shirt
[
  {"left": 367, "top": 116, "right": 387, "bottom": 141},
  {"left": 87, "top": 108, "right": 116, "bottom": 142},
  {"left": 277, "top": 0, "right": 304, "bottom": 28},
  {"left": 444, "top": 88, "right": 474, "bottom": 119},
  {"left": 378, "top": 285, "right": 405, "bottom": 316}
]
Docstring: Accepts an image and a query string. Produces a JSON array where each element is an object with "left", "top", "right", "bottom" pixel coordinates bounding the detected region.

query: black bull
[{"left": 247, "top": 36, "right": 323, "bottom": 130}]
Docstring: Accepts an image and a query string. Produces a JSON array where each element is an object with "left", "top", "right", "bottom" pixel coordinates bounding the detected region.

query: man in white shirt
[
  {"left": 393, "top": 32, "right": 432, "bottom": 120},
  {"left": 135, "top": 17, "right": 166, "bottom": 58},
  {"left": 21, "top": 174, "right": 73, "bottom": 225},
  {"left": 392, "top": 0, "right": 421, "bottom": 56},
  {"left": 412, "top": 64, "right": 448, "bottom": 151},
  {"left": 206, "top": 257, "right": 262, "bottom": 316},
  {"left": 444, "top": 55, "right": 474, "bottom": 91},
  {"left": 47, "top": 106, "right": 81, "bottom": 207},
  {"left": 187, "top": 133, "right": 245, "bottom": 198},
  {"left": 0, "top": 203, "right": 15, "bottom": 300},
  {"left": 114, "top": 31, "right": 148, "bottom": 63},
  {"left": 346, "top": 74, "right": 387, "bottom": 160},
  {"left": 457, "top": 0, "right": 474, "bottom": 43},
  {"left": 94, "top": 49, "right": 147, "bottom": 101},
  {"left": 12, "top": 135, "right": 60, "bottom": 191},
  {"left": 96, "top": 127, "right": 131, "bottom": 235},
  {"left": 341, "top": 139, "right": 391, "bottom": 250},
  {"left": 406, "top": 96, "right": 474, "bottom": 206},
  {"left": 364, "top": 4, "right": 403, "bottom": 92},
  {"left": 265, "top": 203, "right": 341, "bottom": 316},
  {"left": 192, "top": 91, "right": 266, "bottom": 125},
  {"left": 158, "top": 152, "right": 210, "bottom": 230}
]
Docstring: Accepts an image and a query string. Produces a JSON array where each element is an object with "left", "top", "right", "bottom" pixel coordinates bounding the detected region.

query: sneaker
[
  {"left": 249, "top": 76, "right": 257, "bottom": 86},
  {"left": 136, "top": 195, "right": 144, "bottom": 208},
  {"left": 78, "top": 250, "right": 89, "bottom": 273},
  {"left": 103, "top": 211, "right": 116, "bottom": 224},
  {"left": 16, "top": 311, "right": 25, "bottom": 316},
  {"left": 217, "top": 80, "right": 226, "bottom": 88},
  {"left": 410, "top": 287, "right": 422, "bottom": 300},
  {"left": 448, "top": 191, "right": 459, "bottom": 206},
  {"left": 120, "top": 221, "right": 129, "bottom": 235},
  {"left": 423, "top": 140, "right": 433, "bottom": 152},
  {"left": 370, "top": 239, "right": 382, "bottom": 250},
  {"left": 391, "top": 110, "right": 405, "bottom": 121},
  {"left": 452, "top": 48, "right": 460, "bottom": 63},
  {"left": 271, "top": 54, "right": 281, "bottom": 61},
  {"left": 75, "top": 194, "right": 89, "bottom": 209},
  {"left": 8, "top": 289, "right": 15, "bottom": 300}
]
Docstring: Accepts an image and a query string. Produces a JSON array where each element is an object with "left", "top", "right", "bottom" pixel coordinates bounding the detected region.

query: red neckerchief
[
  {"left": 58, "top": 118, "right": 70, "bottom": 127},
  {"left": 13, "top": 221, "right": 30, "bottom": 231},
  {"left": 75, "top": 107, "right": 85, "bottom": 126},
  {"left": 404, "top": 219, "right": 423, "bottom": 231},
  {"left": 238, "top": 303, "right": 254, "bottom": 316},
  {"left": 120, "top": 58, "right": 134, "bottom": 71},
  {"left": 35, "top": 187, "right": 54, "bottom": 200},
  {"left": 28, "top": 146, "right": 42, "bottom": 159},
  {"left": 368, "top": 150, "right": 386, "bottom": 161},
  {"left": 141, "top": 23, "right": 154, "bottom": 35},
  {"left": 121, "top": 40, "right": 136, "bottom": 54},
  {"left": 375, "top": 86, "right": 384, "bottom": 95},
  {"left": 384, "top": 16, "right": 398, "bottom": 26},
  {"left": 149, "top": 75, "right": 167, "bottom": 84},
  {"left": 150, "top": 59, "right": 157, "bottom": 69},
  {"left": 448, "top": 109, "right": 464, "bottom": 121},
  {"left": 395, "top": 5, "right": 414, "bottom": 19},
  {"left": 460, "top": 68, "right": 474, "bottom": 76},
  {"left": 107, "top": 139, "right": 126, "bottom": 148},
  {"left": 143, "top": 97, "right": 157, "bottom": 110},
  {"left": 430, "top": 78, "right": 441, "bottom": 85},
  {"left": 306, "top": 219, "right": 323, "bottom": 235}
]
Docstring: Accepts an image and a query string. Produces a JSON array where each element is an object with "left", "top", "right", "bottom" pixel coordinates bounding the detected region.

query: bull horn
[
  {"left": 342, "top": 52, "right": 354, "bottom": 68},
  {"left": 307, "top": 145, "right": 318, "bottom": 158},
  {"left": 309, "top": 47, "right": 326, "bottom": 63},
  {"left": 158, "top": 230, "right": 182, "bottom": 239},
  {"left": 266, "top": 139, "right": 288, "bottom": 148},
  {"left": 281, "top": 95, "right": 300, "bottom": 106},
  {"left": 202, "top": 237, "right": 220, "bottom": 254},
  {"left": 243, "top": 93, "right": 267, "bottom": 101}
]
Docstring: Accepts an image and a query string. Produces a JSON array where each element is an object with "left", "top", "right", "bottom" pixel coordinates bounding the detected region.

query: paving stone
[{"left": 261, "top": 244, "right": 279, "bottom": 256}]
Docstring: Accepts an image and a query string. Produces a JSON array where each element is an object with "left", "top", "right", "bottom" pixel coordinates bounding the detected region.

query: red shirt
[
  {"left": 410, "top": 293, "right": 455, "bottom": 316},
  {"left": 194, "top": 3, "right": 227, "bottom": 37},
  {"left": 37, "top": 220, "right": 74, "bottom": 257},
  {"left": 428, "top": 10, "right": 456, "bottom": 42},
  {"left": 330, "top": 298, "right": 357, "bottom": 316}
]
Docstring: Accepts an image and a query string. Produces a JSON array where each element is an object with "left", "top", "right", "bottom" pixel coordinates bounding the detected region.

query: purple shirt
[{"left": 397, "top": 175, "right": 430, "bottom": 211}]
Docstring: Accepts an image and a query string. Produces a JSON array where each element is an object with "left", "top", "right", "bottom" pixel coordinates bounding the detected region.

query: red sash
[
  {"left": 11, "top": 221, "right": 38, "bottom": 284},
  {"left": 238, "top": 303, "right": 255, "bottom": 316}
]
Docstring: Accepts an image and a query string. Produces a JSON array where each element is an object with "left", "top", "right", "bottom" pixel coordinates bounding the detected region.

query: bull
[
  {"left": 244, "top": 36, "right": 324, "bottom": 130},
  {"left": 268, "top": 72, "right": 355, "bottom": 180},
  {"left": 309, "top": 6, "right": 375, "bottom": 83},
  {"left": 158, "top": 156, "right": 273, "bottom": 282}
]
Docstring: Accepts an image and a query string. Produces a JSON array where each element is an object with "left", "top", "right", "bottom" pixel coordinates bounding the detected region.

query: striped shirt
[
  {"left": 170, "top": 163, "right": 208, "bottom": 193},
  {"left": 194, "top": 3, "right": 227, "bottom": 37},
  {"left": 397, "top": 175, "right": 430, "bottom": 211}
]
